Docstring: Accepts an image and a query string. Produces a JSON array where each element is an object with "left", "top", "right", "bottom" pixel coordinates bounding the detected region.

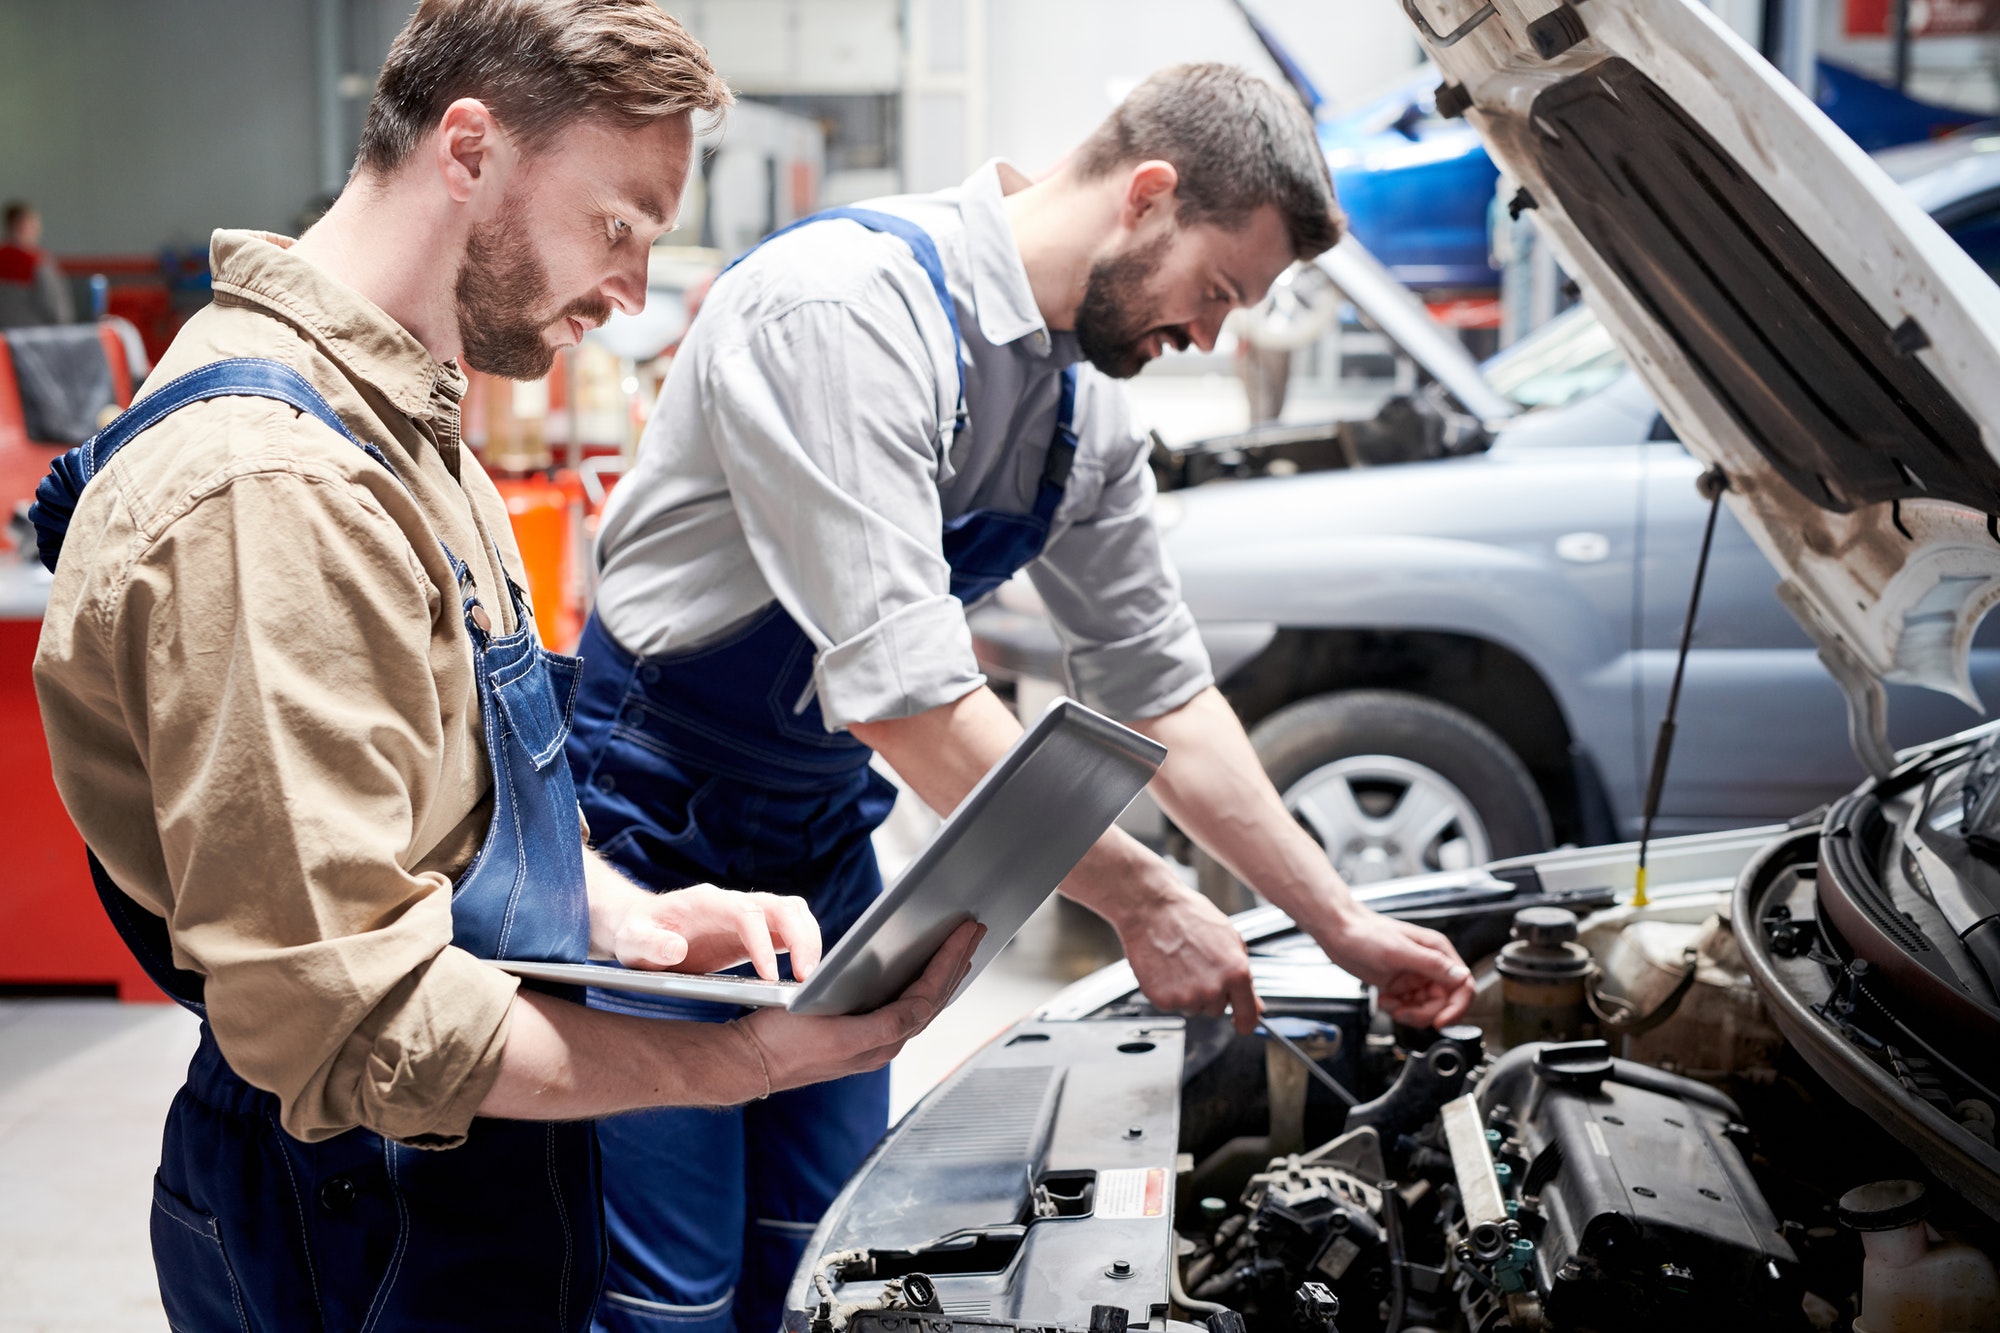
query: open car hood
[{"left": 1402, "top": 0, "right": 2000, "bottom": 773}]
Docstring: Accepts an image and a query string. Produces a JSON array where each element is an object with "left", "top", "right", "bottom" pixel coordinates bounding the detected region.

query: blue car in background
[{"left": 1317, "top": 62, "right": 1980, "bottom": 290}]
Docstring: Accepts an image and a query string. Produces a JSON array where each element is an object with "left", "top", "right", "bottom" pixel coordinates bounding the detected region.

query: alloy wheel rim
[{"left": 1283, "top": 754, "right": 1491, "bottom": 884}]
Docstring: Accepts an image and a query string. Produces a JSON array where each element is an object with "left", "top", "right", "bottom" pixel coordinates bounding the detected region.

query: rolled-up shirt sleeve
[
  {"left": 120, "top": 468, "right": 518, "bottom": 1146},
  {"left": 702, "top": 295, "right": 985, "bottom": 730},
  {"left": 1028, "top": 379, "right": 1214, "bottom": 721}
]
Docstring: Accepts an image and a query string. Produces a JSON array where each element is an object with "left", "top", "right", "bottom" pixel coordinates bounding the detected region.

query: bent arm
[
  {"left": 1130, "top": 687, "right": 1474, "bottom": 1025},
  {"left": 1129, "top": 686, "right": 1358, "bottom": 921}
]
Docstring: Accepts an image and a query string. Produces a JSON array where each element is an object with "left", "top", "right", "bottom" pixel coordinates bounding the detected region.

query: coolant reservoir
[
  {"left": 1497, "top": 907, "right": 1596, "bottom": 1047},
  {"left": 1841, "top": 1180, "right": 2000, "bottom": 1332}
]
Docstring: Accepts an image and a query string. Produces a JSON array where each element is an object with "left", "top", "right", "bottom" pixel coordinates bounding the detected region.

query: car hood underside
[{"left": 1407, "top": 0, "right": 2000, "bottom": 772}]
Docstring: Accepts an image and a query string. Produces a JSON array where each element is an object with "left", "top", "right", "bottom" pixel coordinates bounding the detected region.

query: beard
[
  {"left": 1073, "top": 231, "right": 1186, "bottom": 380},
  {"left": 453, "top": 201, "right": 611, "bottom": 381}
]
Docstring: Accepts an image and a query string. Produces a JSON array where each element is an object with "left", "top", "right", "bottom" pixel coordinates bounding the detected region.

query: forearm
[
  {"left": 479, "top": 989, "right": 764, "bottom": 1120},
  {"left": 847, "top": 685, "right": 1023, "bottom": 815},
  {"left": 1131, "top": 687, "right": 1359, "bottom": 924}
]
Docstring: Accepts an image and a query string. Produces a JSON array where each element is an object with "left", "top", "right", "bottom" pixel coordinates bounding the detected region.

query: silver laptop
[{"left": 489, "top": 697, "right": 1166, "bottom": 1016}]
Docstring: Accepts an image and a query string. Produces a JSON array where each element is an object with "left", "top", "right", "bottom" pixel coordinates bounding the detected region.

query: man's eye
[{"left": 610, "top": 217, "right": 632, "bottom": 240}]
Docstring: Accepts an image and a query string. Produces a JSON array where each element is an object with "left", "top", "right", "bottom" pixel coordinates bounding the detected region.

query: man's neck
[
  {"left": 1001, "top": 165, "right": 1120, "bottom": 332},
  {"left": 291, "top": 176, "right": 464, "bottom": 364}
]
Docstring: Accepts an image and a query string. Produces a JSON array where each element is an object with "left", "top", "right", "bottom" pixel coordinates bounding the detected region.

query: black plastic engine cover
[{"left": 1481, "top": 1044, "right": 1802, "bottom": 1330}]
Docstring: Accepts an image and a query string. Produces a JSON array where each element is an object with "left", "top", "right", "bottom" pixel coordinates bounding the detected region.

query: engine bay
[{"left": 785, "top": 738, "right": 2000, "bottom": 1333}]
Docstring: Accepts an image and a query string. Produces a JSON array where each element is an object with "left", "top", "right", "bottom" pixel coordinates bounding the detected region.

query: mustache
[{"left": 561, "top": 294, "right": 613, "bottom": 330}]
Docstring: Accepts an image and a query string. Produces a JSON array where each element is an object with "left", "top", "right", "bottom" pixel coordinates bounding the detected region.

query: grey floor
[{"left": 0, "top": 789, "right": 1107, "bottom": 1330}]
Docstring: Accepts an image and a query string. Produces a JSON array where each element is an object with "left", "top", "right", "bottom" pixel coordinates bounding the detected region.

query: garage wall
[
  {"left": 0, "top": 0, "right": 323, "bottom": 256},
  {"left": 904, "top": 0, "right": 1422, "bottom": 191},
  {"left": 0, "top": 0, "right": 1419, "bottom": 258}
]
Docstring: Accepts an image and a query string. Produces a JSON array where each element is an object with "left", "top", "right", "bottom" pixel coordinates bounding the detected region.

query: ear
[
  {"left": 1119, "top": 160, "right": 1181, "bottom": 231},
  {"left": 433, "top": 98, "right": 517, "bottom": 206}
]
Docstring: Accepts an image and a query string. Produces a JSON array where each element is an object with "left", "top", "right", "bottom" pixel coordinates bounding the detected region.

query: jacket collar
[{"left": 206, "top": 229, "right": 463, "bottom": 420}]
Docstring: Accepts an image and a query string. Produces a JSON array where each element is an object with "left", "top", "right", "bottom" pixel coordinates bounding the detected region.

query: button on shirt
[
  {"left": 34, "top": 231, "right": 524, "bottom": 1147},
  {"left": 591, "top": 161, "right": 1213, "bottom": 728}
]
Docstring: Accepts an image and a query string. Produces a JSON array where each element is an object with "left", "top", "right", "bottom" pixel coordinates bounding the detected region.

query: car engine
[{"left": 787, "top": 758, "right": 2000, "bottom": 1333}]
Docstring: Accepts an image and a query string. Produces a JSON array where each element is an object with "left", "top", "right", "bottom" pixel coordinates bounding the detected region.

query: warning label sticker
[{"left": 1095, "top": 1167, "right": 1167, "bottom": 1219}]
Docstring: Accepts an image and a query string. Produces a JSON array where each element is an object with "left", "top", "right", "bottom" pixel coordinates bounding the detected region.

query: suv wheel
[{"left": 1196, "top": 690, "right": 1554, "bottom": 911}]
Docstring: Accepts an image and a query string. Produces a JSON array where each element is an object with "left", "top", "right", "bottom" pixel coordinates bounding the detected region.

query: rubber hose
[{"left": 1169, "top": 1245, "right": 1232, "bottom": 1317}]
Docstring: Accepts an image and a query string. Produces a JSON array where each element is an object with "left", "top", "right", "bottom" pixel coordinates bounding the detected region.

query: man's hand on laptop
[
  {"left": 737, "top": 919, "right": 986, "bottom": 1094},
  {"left": 584, "top": 851, "right": 824, "bottom": 979},
  {"left": 616, "top": 884, "right": 824, "bottom": 979}
]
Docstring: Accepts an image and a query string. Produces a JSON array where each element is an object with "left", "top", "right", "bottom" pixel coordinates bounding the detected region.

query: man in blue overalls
[
  {"left": 31, "top": 4, "right": 976, "bottom": 1329},
  {"left": 570, "top": 62, "right": 1478, "bottom": 1332}
]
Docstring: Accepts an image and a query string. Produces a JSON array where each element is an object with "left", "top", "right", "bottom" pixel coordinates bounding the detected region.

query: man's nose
[
  {"left": 606, "top": 251, "right": 649, "bottom": 315},
  {"left": 1189, "top": 315, "right": 1224, "bottom": 353}
]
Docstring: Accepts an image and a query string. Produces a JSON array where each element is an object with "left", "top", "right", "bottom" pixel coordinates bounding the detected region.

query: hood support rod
[{"left": 1635, "top": 467, "right": 1730, "bottom": 906}]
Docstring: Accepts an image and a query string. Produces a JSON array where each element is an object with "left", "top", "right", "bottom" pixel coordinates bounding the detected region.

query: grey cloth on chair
[{"left": 6, "top": 324, "right": 112, "bottom": 444}]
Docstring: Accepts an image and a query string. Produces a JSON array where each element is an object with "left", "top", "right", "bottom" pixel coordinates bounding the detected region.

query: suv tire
[{"left": 1196, "top": 689, "right": 1554, "bottom": 911}]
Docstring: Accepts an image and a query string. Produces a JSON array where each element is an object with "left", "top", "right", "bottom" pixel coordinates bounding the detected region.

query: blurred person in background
[{"left": 0, "top": 200, "right": 76, "bottom": 327}]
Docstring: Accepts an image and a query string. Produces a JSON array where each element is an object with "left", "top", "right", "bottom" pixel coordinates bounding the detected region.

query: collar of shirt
[
  {"left": 206, "top": 229, "right": 465, "bottom": 423},
  {"left": 959, "top": 161, "right": 1081, "bottom": 365}
]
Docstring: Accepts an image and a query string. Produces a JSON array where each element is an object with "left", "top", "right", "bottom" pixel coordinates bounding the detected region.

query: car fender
[{"left": 1177, "top": 532, "right": 1625, "bottom": 699}]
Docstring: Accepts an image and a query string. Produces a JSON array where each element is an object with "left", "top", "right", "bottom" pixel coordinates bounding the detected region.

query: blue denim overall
[
  {"left": 32, "top": 359, "right": 603, "bottom": 1332},
  {"left": 564, "top": 210, "right": 1078, "bottom": 1333}
]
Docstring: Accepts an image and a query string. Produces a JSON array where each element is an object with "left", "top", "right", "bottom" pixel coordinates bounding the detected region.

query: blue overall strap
[
  {"left": 722, "top": 206, "right": 967, "bottom": 429},
  {"left": 1030, "top": 366, "right": 1080, "bottom": 523},
  {"left": 29, "top": 357, "right": 394, "bottom": 574}
]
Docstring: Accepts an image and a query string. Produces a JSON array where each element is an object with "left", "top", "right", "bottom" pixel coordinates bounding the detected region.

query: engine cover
[{"left": 1473, "top": 1042, "right": 1800, "bottom": 1330}]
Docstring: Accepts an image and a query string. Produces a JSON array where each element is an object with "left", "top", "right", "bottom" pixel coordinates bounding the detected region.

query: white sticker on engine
[{"left": 1096, "top": 1167, "right": 1167, "bottom": 1219}]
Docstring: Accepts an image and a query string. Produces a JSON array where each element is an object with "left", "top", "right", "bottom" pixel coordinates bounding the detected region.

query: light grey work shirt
[{"left": 591, "top": 161, "right": 1213, "bottom": 730}]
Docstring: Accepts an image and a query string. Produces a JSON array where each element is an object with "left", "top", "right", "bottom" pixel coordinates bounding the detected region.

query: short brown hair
[
  {"left": 355, "top": 0, "right": 732, "bottom": 178},
  {"left": 1074, "top": 63, "right": 1342, "bottom": 261}
]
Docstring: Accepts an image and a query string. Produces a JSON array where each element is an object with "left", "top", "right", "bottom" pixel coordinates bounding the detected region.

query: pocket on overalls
[
  {"left": 592, "top": 772, "right": 723, "bottom": 880},
  {"left": 150, "top": 1175, "right": 250, "bottom": 1333},
  {"left": 488, "top": 647, "right": 579, "bottom": 770}
]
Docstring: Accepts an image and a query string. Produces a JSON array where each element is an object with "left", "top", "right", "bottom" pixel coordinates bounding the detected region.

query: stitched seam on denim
[
  {"left": 224, "top": 1238, "right": 251, "bottom": 1333},
  {"left": 151, "top": 1195, "right": 217, "bottom": 1240},
  {"left": 449, "top": 651, "right": 505, "bottom": 904},
  {"left": 603, "top": 1286, "right": 737, "bottom": 1316},
  {"left": 497, "top": 650, "right": 571, "bottom": 767},
  {"left": 550, "top": 656, "right": 582, "bottom": 760},
  {"left": 358, "top": 1139, "right": 410, "bottom": 1333},
  {"left": 546, "top": 1122, "right": 575, "bottom": 1328},
  {"left": 493, "top": 747, "right": 529, "bottom": 959},
  {"left": 488, "top": 637, "right": 543, "bottom": 687},
  {"left": 262, "top": 1111, "right": 324, "bottom": 1321}
]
